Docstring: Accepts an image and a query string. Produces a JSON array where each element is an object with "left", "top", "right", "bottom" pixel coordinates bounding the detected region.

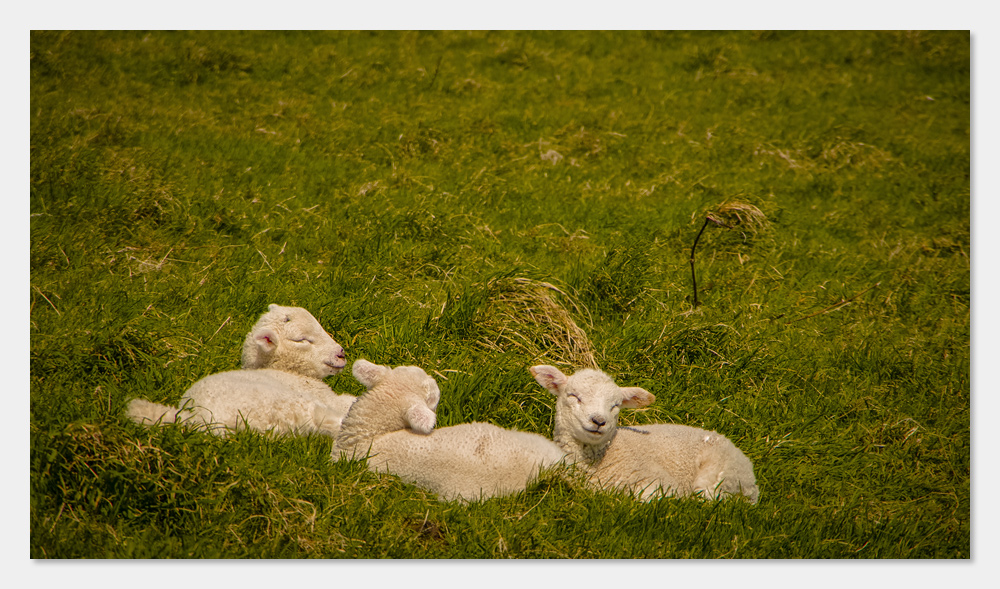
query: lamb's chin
[{"left": 323, "top": 363, "right": 346, "bottom": 376}]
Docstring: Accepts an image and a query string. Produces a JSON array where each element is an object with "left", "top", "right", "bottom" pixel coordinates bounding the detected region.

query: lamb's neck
[{"left": 334, "top": 421, "right": 376, "bottom": 452}]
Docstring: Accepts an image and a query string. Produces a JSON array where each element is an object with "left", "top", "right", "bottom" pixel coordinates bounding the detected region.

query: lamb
[
  {"left": 126, "top": 304, "right": 355, "bottom": 437},
  {"left": 530, "top": 365, "right": 759, "bottom": 503},
  {"left": 333, "top": 359, "right": 567, "bottom": 502}
]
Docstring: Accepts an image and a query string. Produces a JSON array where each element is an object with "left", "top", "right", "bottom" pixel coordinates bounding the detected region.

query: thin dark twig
[
  {"left": 687, "top": 203, "right": 759, "bottom": 309},
  {"left": 689, "top": 215, "right": 731, "bottom": 307},
  {"left": 785, "top": 282, "right": 881, "bottom": 325},
  {"left": 689, "top": 218, "right": 711, "bottom": 307},
  {"left": 429, "top": 55, "right": 443, "bottom": 88}
]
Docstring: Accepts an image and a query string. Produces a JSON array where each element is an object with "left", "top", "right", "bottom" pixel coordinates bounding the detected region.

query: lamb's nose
[
  {"left": 336, "top": 349, "right": 346, "bottom": 360},
  {"left": 591, "top": 415, "right": 606, "bottom": 427}
]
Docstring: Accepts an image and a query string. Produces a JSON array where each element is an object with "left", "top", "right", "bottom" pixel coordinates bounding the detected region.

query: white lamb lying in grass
[
  {"left": 530, "top": 365, "right": 759, "bottom": 504},
  {"left": 126, "top": 304, "right": 355, "bottom": 437},
  {"left": 333, "top": 359, "right": 567, "bottom": 502}
]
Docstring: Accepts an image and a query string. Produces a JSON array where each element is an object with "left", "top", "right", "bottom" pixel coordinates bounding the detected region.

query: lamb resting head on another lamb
[
  {"left": 334, "top": 359, "right": 566, "bottom": 502},
  {"left": 333, "top": 358, "right": 440, "bottom": 454}
]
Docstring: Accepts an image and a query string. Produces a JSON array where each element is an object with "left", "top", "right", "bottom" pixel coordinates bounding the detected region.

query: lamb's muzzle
[{"left": 325, "top": 347, "right": 347, "bottom": 373}]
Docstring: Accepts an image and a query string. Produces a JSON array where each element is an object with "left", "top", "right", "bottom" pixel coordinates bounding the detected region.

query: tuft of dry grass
[
  {"left": 475, "top": 277, "right": 597, "bottom": 369},
  {"left": 706, "top": 200, "right": 769, "bottom": 234}
]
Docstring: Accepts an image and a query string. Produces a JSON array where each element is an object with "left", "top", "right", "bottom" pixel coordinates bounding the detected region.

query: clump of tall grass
[{"left": 475, "top": 276, "right": 597, "bottom": 369}]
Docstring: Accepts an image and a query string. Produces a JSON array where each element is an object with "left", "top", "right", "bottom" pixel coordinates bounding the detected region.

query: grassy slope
[{"left": 29, "top": 30, "right": 969, "bottom": 558}]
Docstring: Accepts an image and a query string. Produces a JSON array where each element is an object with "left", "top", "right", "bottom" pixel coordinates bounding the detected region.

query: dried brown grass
[
  {"left": 707, "top": 200, "right": 769, "bottom": 234},
  {"left": 475, "top": 277, "right": 597, "bottom": 369}
]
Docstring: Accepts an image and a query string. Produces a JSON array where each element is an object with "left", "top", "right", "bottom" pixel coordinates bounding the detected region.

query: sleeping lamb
[
  {"left": 126, "top": 304, "right": 355, "bottom": 437},
  {"left": 530, "top": 365, "right": 759, "bottom": 503},
  {"left": 333, "top": 359, "right": 567, "bottom": 501}
]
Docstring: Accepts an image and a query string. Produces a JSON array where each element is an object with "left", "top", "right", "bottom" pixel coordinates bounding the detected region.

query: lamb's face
[
  {"left": 531, "top": 365, "right": 655, "bottom": 448},
  {"left": 556, "top": 370, "right": 627, "bottom": 446},
  {"left": 242, "top": 304, "right": 347, "bottom": 379}
]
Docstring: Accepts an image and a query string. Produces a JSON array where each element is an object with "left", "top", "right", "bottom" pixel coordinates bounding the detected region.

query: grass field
[{"left": 29, "top": 30, "right": 970, "bottom": 560}]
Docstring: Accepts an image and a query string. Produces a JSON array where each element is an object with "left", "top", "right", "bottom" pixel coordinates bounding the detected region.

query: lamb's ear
[
  {"left": 529, "top": 365, "right": 567, "bottom": 395},
  {"left": 267, "top": 303, "right": 279, "bottom": 312},
  {"left": 352, "top": 359, "right": 389, "bottom": 389},
  {"left": 253, "top": 327, "right": 279, "bottom": 355},
  {"left": 620, "top": 387, "right": 655, "bottom": 409},
  {"left": 405, "top": 403, "right": 436, "bottom": 435},
  {"left": 424, "top": 380, "right": 441, "bottom": 411}
]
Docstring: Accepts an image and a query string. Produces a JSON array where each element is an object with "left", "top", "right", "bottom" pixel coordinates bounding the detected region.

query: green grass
[{"left": 29, "top": 30, "right": 969, "bottom": 559}]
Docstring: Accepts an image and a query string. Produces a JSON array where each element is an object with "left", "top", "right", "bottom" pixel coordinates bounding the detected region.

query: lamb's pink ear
[
  {"left": 253, "top": 327, "right": 279, "bottom": 354},
  {"left": 620, "top": 387, "right": 655, "bottom": 409},
  {"left": 352, "top": 359, "right": 389, "bottom": 389},
  {"left": 405, "top": 403, "right": 436, "bottom": 435},
  {"left": 267, "top": 303, "right": 280, "bottom": 312},
  {"left": 529, "top": 365, "right": 567, "bottom": 395}
]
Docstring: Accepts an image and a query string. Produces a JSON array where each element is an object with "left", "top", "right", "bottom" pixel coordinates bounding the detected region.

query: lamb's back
[
  {"left": 180, "top": 368, "right": 352, "bottom": 435},
  {"left": 369, "top": 422, "right": 566, "bottom": 501},
  {"left": 591, "top": 423, "right": 755, "bottom": 501}
]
